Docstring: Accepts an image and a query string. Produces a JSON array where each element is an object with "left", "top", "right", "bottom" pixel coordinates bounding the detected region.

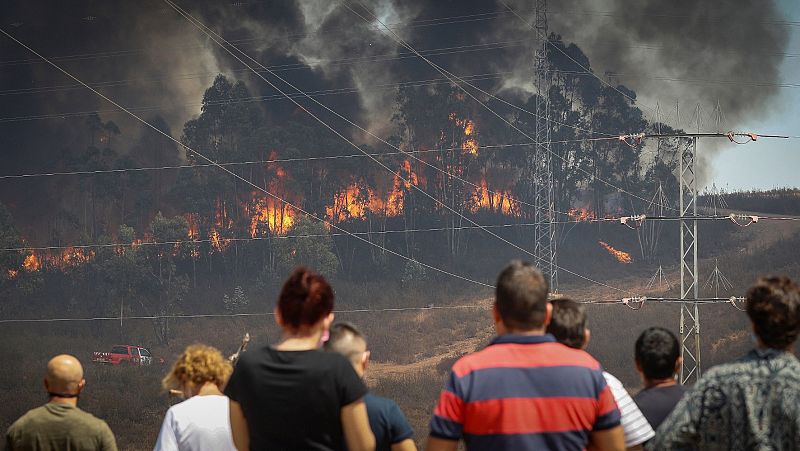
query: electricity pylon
[
  {"left": 679, "top": 105, "right": 701, "bottom": 385},
  {"left": 533, "top": 0, "right": 557, "bottom": 291}
]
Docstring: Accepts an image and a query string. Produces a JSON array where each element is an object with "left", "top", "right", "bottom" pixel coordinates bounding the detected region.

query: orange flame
[
  {"left": 449, "top": 113, "right": 479, "bottom": 155},
  {"left": 185, "top": 214, "right": 201, "bottom": 259},
  {"left": 21, "top": 248, "right": 95, "bottom": 271},
  {"left": 7, "top": 269, "right": 18, "bottom": 279},
  {"left": 568, "top": 208, "right": 596, "bottom": 222},
  {"left": 59, "top": 247, "right": 94, "bottom": 266},
  {"left": 247, "top": 193, "right": 295, "bottom": 237},
  {"left": 186, "top": 214, "right": 200, "bottom": 240},
  {"left": 472, "top": 178, "right": 517, "bottom": 214},
  {"left": 327, "top": 184, "right": 369, "bottom": 222},
  {"left": 23, "top": 253, "right": 41, "bottom": 271},
  {"left": 209, "top": 229, "right": 230, "bottom": 252},
  {"left": 598, "top": 241, "right": 632, "bottom": 264},
  {"left": 327, "top": 161, "right": 417, "bottom": 222}
]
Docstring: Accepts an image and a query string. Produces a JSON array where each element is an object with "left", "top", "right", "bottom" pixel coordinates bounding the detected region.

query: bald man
[
  {"left": 6, "top": 354, "right": 118, "bottom": 451},
  {"left": 325, "top": 323, "right": 417, "bottom": 451}
]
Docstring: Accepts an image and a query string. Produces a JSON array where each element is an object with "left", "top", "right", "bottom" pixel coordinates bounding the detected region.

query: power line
[
  {"left": 0, "top": 12, "right": 525, "bottom": 67},
  {"left": 0, "top": 40, "right": 531, "bottom": 96},
  {"left": 164, "top": 0, "right": 631, "bottom": 296},
  {"left": 0, "top": 69, "right": 613, "bottom": 138},
  {"left": 7, "top": 47, "right": 798, "bottom": 98},
  {"left": 2, "top": 6, "right": 796, "bottom": 68},
  {"left": 0, "top": 296, "right": 749, "bottom": 325},
  {"left": 165, "top": 9, "right": 597, "bottom": 227},
  {"left": 579, "top": 296, "right": 747, "bottom": 310},
  {"left": 550, "top": 69, "right": 800, "bottom": 90},
  {"left": 0, "top": 71, "right": 511, "bottom": 123},
  {"left": 0, "top": 25, "right": 494, "bottom": 290},
  {"left": 1, "top": 222, "right": 542, "bottom": 253},
  {"left": 343, "top": 0, "right": 678, "bottom": 217},
  {"left": 0, "top": 139, "right": 609, "bottom": 180},
  {"left": 0, "top": 65, "right": 614, "bottom": 140},
  {"left": 4, "top": 212, "right": 797, "bottom": 254},
  {"left": 499, "top": 0, "right": 657, "bottom": 117},
  {"left": 0, "top": 303, "right": 492, "bottom": 325}
]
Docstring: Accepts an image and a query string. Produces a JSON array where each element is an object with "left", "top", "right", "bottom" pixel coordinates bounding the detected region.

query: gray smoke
[
  {"left": 0, "top": 0, "right": 790, "bottom": 169},
  {"left": 545, "top": 0, "right": 790, "bottom": 130}
]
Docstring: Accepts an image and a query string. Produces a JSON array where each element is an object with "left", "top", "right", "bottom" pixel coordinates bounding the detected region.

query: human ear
[
  {"left": 362, "top": 350, "right": 370, "bottom": 370},
  {"left": 542, "top": 302, "right": 553, "bottom": 327}
]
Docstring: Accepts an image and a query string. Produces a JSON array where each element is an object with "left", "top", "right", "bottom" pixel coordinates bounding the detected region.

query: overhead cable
[
  {"left": 164, "top": 0, "right": 631, "bottom": 295},
  {"left": 0, "top": 25, "right": 494, "bottom": 289},
  {"left": 2, "top": 7, "right": 796, "bottom": 68},
  {"left": 0, "top": 138, "right": 614, "bottom": 180},
  {"left": 342, "top": 0, "right": 677, "bottom": 216},
  {"left": 0, "top": 303, "right": 491, "bottom": 325},
  {"left": 4, "top": 212, "right": 798, "bottom": 254},
  {"left": 0, "top": 296, "right": 749, "bottom": 325}
]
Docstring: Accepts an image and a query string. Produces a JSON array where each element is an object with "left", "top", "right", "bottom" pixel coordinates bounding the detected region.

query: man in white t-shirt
[
  {"left": 155, "top": 345, "right": 236, "bottom": 451},
  {"left": 547, "top": 299, "right": 655, "bottom": 450}
]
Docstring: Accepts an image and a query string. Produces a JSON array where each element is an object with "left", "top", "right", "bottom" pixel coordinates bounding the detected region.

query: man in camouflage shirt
[{"left": 650, "top": 276, "right": 800, "bottom": 450}]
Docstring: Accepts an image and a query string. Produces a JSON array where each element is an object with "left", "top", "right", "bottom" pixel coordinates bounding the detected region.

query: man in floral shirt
[{"left": 650, "top": 276, "right": 800, "bottom": 450}]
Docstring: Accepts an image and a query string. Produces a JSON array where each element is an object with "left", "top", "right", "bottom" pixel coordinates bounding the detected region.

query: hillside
[{"left": 0, "top": 192, "right": 798, "bottom": 450}]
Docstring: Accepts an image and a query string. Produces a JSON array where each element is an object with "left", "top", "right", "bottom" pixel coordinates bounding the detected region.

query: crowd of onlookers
[{"left": 5, "top": 262, "right": 800, "bottom": 451}]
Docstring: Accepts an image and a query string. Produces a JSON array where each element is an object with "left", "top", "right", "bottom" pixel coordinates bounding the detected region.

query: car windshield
[
  {"left": 111, "top": 346, "right": 128, "bottom": 354},
  {"left": 139, "top": 348, "right": 151, "bottom": 357}
]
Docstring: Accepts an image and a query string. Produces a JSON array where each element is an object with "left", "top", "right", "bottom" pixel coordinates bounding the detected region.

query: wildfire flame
[
  {"left": 472, "top": 178, "right": 517, "bottom": 214},
  {"left": 23, "top": 253, "right": 41, "bottom": 271},
  {"left": 327, "top": 184, "right": 370, "bottom": 221},
  {"left": 186, "top": 214, "right": 200, "bottom": 240},
  {"left": 598, "top": 241, "right": 632, "bottom": 264},
  {"left": 568, "top": 208, "right": 596, "bottom": 222},
  {"left": 209, "top": 229, "right": 230, "bottom": 252},
  {"left": 21, "top": 248, "right": 94, "bottom": 272},
  {"left": 248, "top": 193, "right": 295, "bottom": 237},
  {"left": 449, "top": 113, "right": 479, "bottom": 155},
  {"left": 326, "top": 161, "right": 417, "bottom": 222},
  {"left": 185, "top": 214, "right": 201, "bottom": 259},
  {"left": 7, "top": 269, "right": 18, "bottom": 279},
  {"left": 59, "top": 247, "right": 94, "bottom": 266}
]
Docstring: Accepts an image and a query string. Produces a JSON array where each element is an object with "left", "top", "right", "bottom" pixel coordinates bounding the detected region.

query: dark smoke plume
[{"left": 0, "top": 0, "right": 790, "bottom": 211}]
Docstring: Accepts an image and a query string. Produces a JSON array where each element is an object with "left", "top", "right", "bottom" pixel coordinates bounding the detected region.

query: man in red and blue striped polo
[{"left": 427, "top": 261, "right": 624, "bottom": 451}]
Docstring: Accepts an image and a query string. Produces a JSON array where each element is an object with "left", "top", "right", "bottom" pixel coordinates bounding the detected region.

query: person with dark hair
[
  {"left": 427, "top": 261, "right": 624, "bottom": 451},
  {"left": 324, "top": 322, "right": 417, "bottom": 451},
  {"left": 6, "top": 355, "right": 118, "bottom": 451},
  {"left": 547, "top": 299, "right": 655, "bottom": 450},
  {"left": 652, "top": 276, "right": 800, "bottom": 449},
  {"left": 224, "top": 267, "right": 375, "bottom": 451},
  {"left": 631, "top": 327, "right": 684, "bottom": 430}
]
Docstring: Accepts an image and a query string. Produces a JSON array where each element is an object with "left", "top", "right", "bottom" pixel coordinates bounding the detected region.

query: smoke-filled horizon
[
  {"left": 1, "top": 1, "right": 790, "bottom": 141},
  {"left": 0, "top": 0, "right": 793, "bottom": 232}
]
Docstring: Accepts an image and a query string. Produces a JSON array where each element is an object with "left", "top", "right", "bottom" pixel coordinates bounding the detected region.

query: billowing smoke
[
  {"left": 0, "top": 0, "right": 789, "bottom": 186},
  {"left": 543, "top": 0, "right": 790, "bottom": 130}
]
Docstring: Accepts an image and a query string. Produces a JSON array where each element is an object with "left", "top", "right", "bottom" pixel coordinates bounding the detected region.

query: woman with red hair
[{"left": 225, "top": 267, "right": 375, "bottom": 451}]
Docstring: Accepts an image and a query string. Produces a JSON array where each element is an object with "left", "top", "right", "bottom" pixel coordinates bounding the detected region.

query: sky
[{"left": 707, "top": 0, "right": 799, "bottom": 191}]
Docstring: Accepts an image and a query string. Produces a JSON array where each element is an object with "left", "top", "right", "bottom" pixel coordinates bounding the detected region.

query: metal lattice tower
[
  {"left": 533, "top": 0, "right": 557, "bottom": 291},
  {"left": 679, "top": 105, "right": 702, "bottom": 384},
  {"left": 704, "top": 258, "right": 733, "bottom": 298},
  {"left": 646, "top": 264, "right": 672, "bottom": 291}
]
